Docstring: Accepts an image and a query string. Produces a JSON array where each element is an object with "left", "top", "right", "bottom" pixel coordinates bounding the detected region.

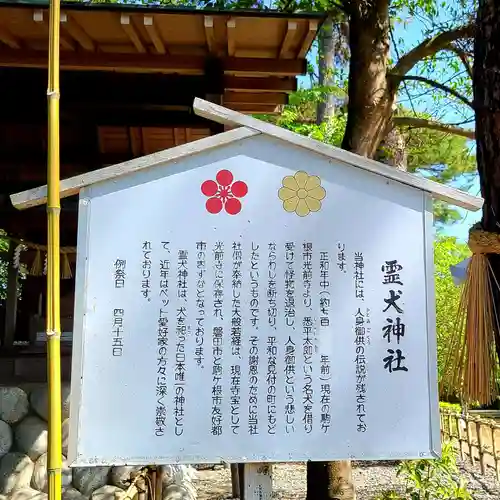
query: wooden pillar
[
  {"left": 3, "top": 241, "right": 19, "bottom": 347},
  {"left": 204, "top": 57, "right": 225, "bottom": 135}
]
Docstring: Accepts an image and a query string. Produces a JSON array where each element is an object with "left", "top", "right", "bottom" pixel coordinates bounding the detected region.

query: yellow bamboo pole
[{"left": 46, "top": 0, "right": 62, "bottom": 498}]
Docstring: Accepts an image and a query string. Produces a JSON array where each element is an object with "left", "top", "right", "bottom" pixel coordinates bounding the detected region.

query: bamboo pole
[
  {"left": 476, "top": 420, "right": 487, "bottom": 474},
  {"left": 456, "top": 414, "right": 465, "bottom": 460},
  {"left": 466, "top": 418, "right": 475, "bottom": 466},
  {"left": 491, "top": 426, "right": 499, "bottom": 481},
  {"left": 46, "top": 0, "right": 62, "bottom": 498}
]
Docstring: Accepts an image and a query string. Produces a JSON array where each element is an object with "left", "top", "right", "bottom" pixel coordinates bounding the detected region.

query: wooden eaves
[
  {"left": 0, "top": 1, "right": 325, "bottom": 114},
  {"left": 10, "top": 99, "right": 484, "bottom": 212}
]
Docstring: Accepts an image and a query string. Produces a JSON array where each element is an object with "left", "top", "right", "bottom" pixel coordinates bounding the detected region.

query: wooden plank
[
  {"left": 224, "top": 91, "right": 287, "bottom": 105},
  {"left": 0, "top": 27, "right": 20, "bottom": 49},
  {"left": 192, "top": 98, "right": 483, "bottom": 211},
  {"left": 143, "top": 16, "right": 166, "bottom": 55},
  {"left": 227, "top": 103, "right": 280, "bottom": 114},
  {"left": 0, "top": 49, "right": 305, "bottom": 76},
  {"left": 227, "top": 18, "right": 236, "bottom": 57},
  {"left": 279, "top": 21, "right": 298, "bottom": 58},
  {"left": 10, "top": 127, "right": 261, "bottom": 210},
  {"left": 224, "top": 76, "right": 297, "bottom": 93},
  {"left": 204, "top": 16, "right": 216, "bottom": 54},
  {"left": 297, "top": 20, "right": 318, "bottom": 58},
  {"left": 241, "top": 464, "right": 272, "bottom": 500},
  {"left": 33, "top": 9, "right": 75, "bottom": 51},
  {"left": 62, "top": 14, "right": 95, "bottom": 51},
  {"left": 121, "top": 14, "right": 146, "bottom": 54},
  {"left": 3, "top": 242, "right": 18, "bottom": 348},
  {"left": 226, "top": 57, "right": 305, "bottom": 76}
]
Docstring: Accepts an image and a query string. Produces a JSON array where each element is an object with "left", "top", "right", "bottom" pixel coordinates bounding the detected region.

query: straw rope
[
  {"left": 441, "top": 223, "right": 500, "bottom": 405},
  {"left": 469, "top": 228, "right": 500, "bottom": 254},
  {"left": 1, "top": 236, "right": 76, "bottom": 279}
]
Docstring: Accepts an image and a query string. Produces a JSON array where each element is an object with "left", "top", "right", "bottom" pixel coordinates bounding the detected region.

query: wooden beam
[
  {"left": 0, "top": 27, "right": 20, "bottom": 49},
  {"left": 61, "top": 13, "right": 95, "bottom": 51},
  {"left": 298, "top": 20, "right": 318, "bottom": 58},
  {"left": 129, "top": 127, "right": 143, "bottom": 157},
  {"left": 0, "top": 49, "right": 306, "bottom": 76},
  {"left": 204, "top": 16, "right": 216, "bottom": 54},
  {"left": 227, "top": 18, "right": 236, "bottom": 57},
  {"left": 227, "top": 103, "right": 281, "bottom": 114},
  {"left": 33, "top": 9, "right": 75, "bottom": 51},
  {"left": 279, "top": 21, "right": 298, "bottom": 59},
  {"left": 121, "top": 14, "right": 146, "bottom": 54},
  {"left": 224, "top": 91, "right": 287, "bottom": 105},
  {"left": 143, "top": 16, "right": 166, "bottom": 55},
  {"left": 224, "top": 76, "right": 297, "bottom": 93}
]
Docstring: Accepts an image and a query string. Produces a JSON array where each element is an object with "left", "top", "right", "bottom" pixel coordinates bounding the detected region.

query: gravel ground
[{"left": 194, "top": 460, "right": 500, "bottom": 500}]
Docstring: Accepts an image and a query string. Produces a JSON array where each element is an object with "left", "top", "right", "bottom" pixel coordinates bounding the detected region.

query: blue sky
[{"left": 298, "top": 3, "right": 480, "bottom": 242}]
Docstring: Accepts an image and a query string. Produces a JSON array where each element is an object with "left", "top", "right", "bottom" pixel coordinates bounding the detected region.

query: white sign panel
[{"left": 68, "top": 134, "right": 440, "bottom": 466}]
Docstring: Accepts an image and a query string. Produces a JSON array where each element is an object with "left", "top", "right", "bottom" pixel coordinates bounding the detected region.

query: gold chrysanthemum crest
[{"left": 278, "top": 170, "right": 326, "bottom": 217}]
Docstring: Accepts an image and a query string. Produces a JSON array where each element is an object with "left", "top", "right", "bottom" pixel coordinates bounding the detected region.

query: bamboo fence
[{"left": 440, "top": 408, "right": 500, "bottom": 481}]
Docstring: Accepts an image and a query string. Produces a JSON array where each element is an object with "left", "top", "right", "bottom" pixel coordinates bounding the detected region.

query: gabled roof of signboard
[{"left": 10, "top": 98, "right": 483, "bottom": 212}]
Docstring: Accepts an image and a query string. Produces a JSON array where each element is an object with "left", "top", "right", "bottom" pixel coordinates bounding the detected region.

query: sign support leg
[{"left": 240, "top": 463, "right": 272, "bottom": 500}]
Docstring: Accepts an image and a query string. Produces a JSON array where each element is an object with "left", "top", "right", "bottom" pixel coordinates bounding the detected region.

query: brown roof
[{"left": 0, "top": 3, "right": 322, "bottom": 73}]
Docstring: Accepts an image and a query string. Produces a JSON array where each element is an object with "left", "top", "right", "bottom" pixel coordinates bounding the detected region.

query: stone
[
  {"left": 10, "top": 488, "right": 47, "bottom": 500},
  {"left": 109, "top": 466, "right": 141, "bottom": 489},
  {"left": 0, "top": 421, "right": 13, "bottom": 458},
  {"left": 0, "top": 388, "right": 29, "bottom": 425},
  {"left": 72, "top": 467, "right": 111, "bottom": 497},
  {"left": 91, "top": 485, "right": 124, "bottom": 500},
  {"left": 63, "top": 488, "right": 88, "bottom": 500},
  {"left": 30, "top": 384, "right": 71, "bottom": 422},
  {"left": 162, "top": 485, "right": 194, "bottom": 500},
  {"left": 32, "top": 453, "right": 72, "bottom": 492},
  {"left": 14, "top": 416, "right": 48, "bottom": 461},
  {"left": 62, "top": 419, "right": 70, "bottom": 457},
  {"left": 0, "top": 452, "right": 34, "bottom": 494},
  {"left": 161, "top": 465, "right": 197, "bottom": 485}
]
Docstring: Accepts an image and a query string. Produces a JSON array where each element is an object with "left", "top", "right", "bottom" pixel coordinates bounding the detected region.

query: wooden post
[
  {"left": 230, "top": 464, "right": 240, "bottom": 499},
  {"left": 3, "top": 241, "right": 19, "bottom": 347},
  {"left": 155, "top": 466, "right": 164, "bottom": 500},
  {"left": 456, "top": 414, "right": 465, "bottom": 460},
  {"left": 491, "top": 426, "right": 499, "bottom": 481},
  {"left": 447, "top": 413, "right": 453, "bottom": 441},
  {"left": 476, "top": 420, "right": 486, "bottom": 474},
  {"left": 465, "top": 417, "right": 475, "bottom": 466},
  {"left": 150, "top": 468, "right": 157, "bottom": 500},
  {"left": 240, "top": 464, "right": 272, "bottom": 500}
]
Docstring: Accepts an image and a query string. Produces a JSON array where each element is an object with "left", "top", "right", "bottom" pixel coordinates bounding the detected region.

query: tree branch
[
  {"left": 393, "top": 117, "right": 475, "bottom": 139},
  {"left": 449, "top": 43, "right": 473, "bottom": 79},
  {"left": 391, "top": 25, "right": 474, "bottom": 77},
  {"left": 398, "top": 75, "right": 473, "bottom": 108}
]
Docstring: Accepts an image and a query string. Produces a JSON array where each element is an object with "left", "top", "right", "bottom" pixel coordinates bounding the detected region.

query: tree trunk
[
  {"left": 375, "top": 126, "right": 408, "bottom": 171},
  {"left": 308, "top": 3, "right": 394, "bottom": 500},
  {"left": 341, "top": 0, "right": 394, "bottom": 157},
  {"left": 473, "top": 0, "right": 500, "bottom": 363},
  {"left": 317, "top": 16, "right": 336, "bottom": 125}
]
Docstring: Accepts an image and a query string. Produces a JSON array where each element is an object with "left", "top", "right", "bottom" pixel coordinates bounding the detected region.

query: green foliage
[
  {"left": 375, "top": 442, "right": 472, "bottom": 500},
  {"left": 434, "top": 236, "right": 470, "bottom": 378},
  {"left": 439, "top": 401, "right": 462, "bottom": 413},
  {"left": 262, "top": 86, "right": 476, "bottom": 224}
]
